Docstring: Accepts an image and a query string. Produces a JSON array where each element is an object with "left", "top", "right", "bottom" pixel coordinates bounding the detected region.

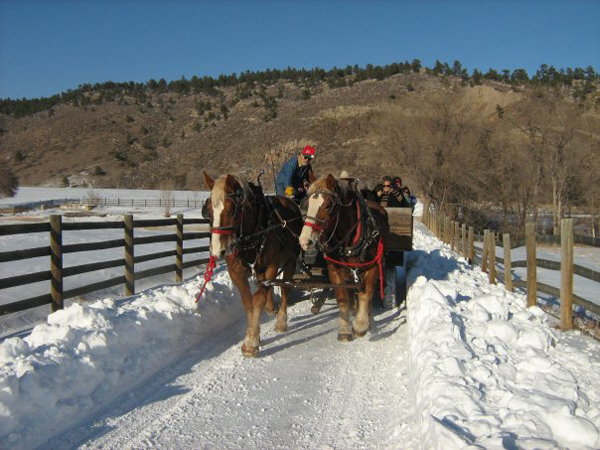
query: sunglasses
[{"left": 383, "top": 184, "right": 391, "bottom": 187}]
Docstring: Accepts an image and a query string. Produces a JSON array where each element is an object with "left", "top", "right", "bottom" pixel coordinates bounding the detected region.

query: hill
[{"left": 1, "top": 66, "right": 599, "bottom": 222}]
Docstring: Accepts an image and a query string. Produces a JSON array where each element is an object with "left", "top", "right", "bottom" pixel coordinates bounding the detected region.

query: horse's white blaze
[
  {"left": 299, "top": 194, "right": 324, "bottom": 250},
  {"left": 210, "top": 200, "right": 225, "bottom": 256},
  {"left": 210, "top": 178, "right": 228, "bottom": 257}
]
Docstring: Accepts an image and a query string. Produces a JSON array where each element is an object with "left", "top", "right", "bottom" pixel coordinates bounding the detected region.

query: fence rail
[
  {"left": 422, "top": 203, "right": 600, "bottom": 332},
  {"left": 0, "top": 214, "right": 211, "bottom": 316}
]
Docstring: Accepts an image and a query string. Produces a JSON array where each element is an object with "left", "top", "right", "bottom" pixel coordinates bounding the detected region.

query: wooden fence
[
  {"left": 422, "top": 203, "right": 600, "bottom": 331},
  {"left": 0, "top": 214, "right": 211, "bottom": 316}
]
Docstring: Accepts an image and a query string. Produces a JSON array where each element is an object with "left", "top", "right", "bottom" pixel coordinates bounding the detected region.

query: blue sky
[{"left": 1, "top": 0, "right": 599, "bottom": 99}]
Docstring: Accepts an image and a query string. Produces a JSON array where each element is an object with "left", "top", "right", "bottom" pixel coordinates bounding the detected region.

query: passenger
[
  {"left": 380, "top": 176, "right": 410, "bottom": 207},
  {"left": 275, "top": 145, "right": 317, "bottom": 202}
]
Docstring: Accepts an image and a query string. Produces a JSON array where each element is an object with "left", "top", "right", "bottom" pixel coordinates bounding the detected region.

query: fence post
[
  {"left": 482, "top": 230, "right": 489, "bottom": 272},
  {"left": 176, "top": 214, "right": 184, "bottom": 282},
  {"left": 454, "top": 222, "right": 460, "bottom": 254},
  {"left": 450, "top": 220, "right": 456, "bottom": 251},
  {"left": 461, "top": 224, "right": 467, "bottom": 259},
  {"left": 489, "top": 232, "right": 496, "bottom": 284},
  {"left": 526, "top": 222, "right": 537, "bottom": 307},
  {"left": 445, "top": 217, "right": 451, "bottom": 244},
  {"left": 50, "top": 215, "right": 63, "bottom": 311},
  {"left": 468, "top": 226, "right": 474, "bottom": 264},
  {"left": 561, "top": 219, "right": 574, "bottom": 330},
  {"left": 503, "top": 233, "right": 513, "bottom": 292},
  {"left": 124, "top": 214, "right": 135, "bottom": 296}
]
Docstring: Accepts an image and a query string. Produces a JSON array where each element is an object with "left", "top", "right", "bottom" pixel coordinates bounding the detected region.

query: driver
[{"left": 275, "top": 145, "right": 316, "bottom": 202}]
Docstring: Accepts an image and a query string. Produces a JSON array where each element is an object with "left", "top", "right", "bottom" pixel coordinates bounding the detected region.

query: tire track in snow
[{"left": 49, "top": 299, "right": 414, "bottom": 449}]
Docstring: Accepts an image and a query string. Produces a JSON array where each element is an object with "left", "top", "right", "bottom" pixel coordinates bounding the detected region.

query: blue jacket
[{"left": 275, "top": 156, "right": 313, "bottom": 197}]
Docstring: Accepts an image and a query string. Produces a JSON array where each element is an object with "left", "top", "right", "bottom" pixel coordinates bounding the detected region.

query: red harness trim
[
  {"left": 210, "top": 228, "right": 234, "bottom": 235},
  {"left": 303, "top": 221, "right": 324, "bottom": 231},
  {"left": 196, "top": 255, "right": 216, "bottom": 302},
  {"left": 324, "top": 239, "right": 385, "bottom": 300}
]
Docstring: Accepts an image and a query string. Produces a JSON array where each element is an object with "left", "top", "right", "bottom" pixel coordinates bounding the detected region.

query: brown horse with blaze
[
  {"left": 203, "top": 172, "right": 302, "bottom": 357},
  {"left": 299, "top": 174, "right": 389, "bottom": 341}
]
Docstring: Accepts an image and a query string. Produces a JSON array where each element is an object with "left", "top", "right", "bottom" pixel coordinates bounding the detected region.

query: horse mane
[
  {"left": 214, "top": 174, "right": 255, "bottom": 203},
  {"left": 307, "top": 174, "right": 350, "bottom": 198}
]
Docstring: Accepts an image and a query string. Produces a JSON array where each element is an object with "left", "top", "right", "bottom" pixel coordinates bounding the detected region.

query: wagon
[{"left": 270, "top": 204, "right": 414, "bottom": 310}]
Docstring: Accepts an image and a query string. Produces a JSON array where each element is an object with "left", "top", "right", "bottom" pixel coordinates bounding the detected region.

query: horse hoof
[
  {"left": 275, "top": 324, "right": 288, "bottom": 334},
  {"left": 352, "top": 328, "right": 367, "bottom": 338},
  {"left": 241, "top": 343, "right": 259, "bottom": 357},
  {"left": 311, "top": 305, "right": 322, "bottom": 315},
  {"left": 337, "top": 333, "right": 353, "bottom": 342}
]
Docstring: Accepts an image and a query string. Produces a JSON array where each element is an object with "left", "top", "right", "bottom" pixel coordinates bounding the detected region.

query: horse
[
  {"left": 202, "top": 172, "right": 303, "bottom": 357},
  {"left": 298, "top": 174, "right": 389, "bottom": 341}
]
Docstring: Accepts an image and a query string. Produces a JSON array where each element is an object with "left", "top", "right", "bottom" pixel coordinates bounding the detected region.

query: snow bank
[
  {"left": 406, "top": 225, "right": 600, "bottom": 450},
  {"left": 0, "top": 269, "right": 242, "bottom": 450}
]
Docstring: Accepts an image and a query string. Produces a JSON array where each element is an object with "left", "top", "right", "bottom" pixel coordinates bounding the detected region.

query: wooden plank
[
  {"left": 384, "top": 207, "right": 413, "bottom": 251},
  {"left": 50, "top": 215, "right": 63, "bottom": 311},
  {"left": 461, "top": 223, "right": 467, "bottom": 258},
  {"left": 62, "top": 221, "right": 124, "bottom": 230},
  {"left": 0, "top": 222, "right": 50, "bottom": 236},
  {"left": 135, "top": 264, "right": 177, "bottom": 281},
  {"left": 63, "top": 239, "right": 125, "bottom": 254},
  {"left": 134, "top": 250, "right": 177, "bottom": 264},
  {"left": 0, "top": 246, "right": 51, "bottom": 263},
  {"left": 182, "top": 257, "right": 210, "bottom": 270},
  {"left": 133, "top": 235, "right": 177, "bottom": 245},
  {"left": 526, "top": 222, "right": 537, "bottom": 307},
  {"left": 64, "top": 276, "right": 126, "bottom": 299},
  {"left": 0, "top": 270, "right": 52, "bottom": 289},
  {"left": 134, "top": 218, "right": 178, "bottom": 227},
  {"left": 183, "top": 218, "right": 210, "bottom": 225},
  {"left": 183, "top": 232, "right": 211, "bottom": 240},
  {"left": 0, "top": 294, "right": 52, "bottom": 315},
  {"left": 513, "top": 280, "right": 600, "bottom": 316},
  {"left": 63, "top": 258, "right": 125, "bottom": 277},
  {"left": 561, "top": 219, "right": 574, "bottom": 331},
  {"left": 183, "top": 245, "right": 209, "bottom": 255}
]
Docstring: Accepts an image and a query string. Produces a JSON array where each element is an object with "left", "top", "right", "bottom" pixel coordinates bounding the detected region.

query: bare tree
[
  {"left": 380, "top": 84, "right": 486, "bottom": 217},
  {"left": 0, "top": 164, "right": 19, "bottom": 198}
]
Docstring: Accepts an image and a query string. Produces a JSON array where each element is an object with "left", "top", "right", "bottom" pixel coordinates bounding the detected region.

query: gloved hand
[{"left": 285, "top": 186, "right": 294, "bottom": 197}]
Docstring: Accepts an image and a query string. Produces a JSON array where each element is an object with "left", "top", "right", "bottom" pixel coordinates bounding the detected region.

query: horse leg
[
  {"left": 328, "top": 265, "right": 353, "bottom": 341},
  {"left": 353, "top": 266, "right": 377, "bottom": 338},
  {"left": 275, "top": 260, "right": 295, "bottom": 333},
  {"left": 265, "top": 286, "right": 279, "bottom": 317},
  {"left": 226, "top": 257, "right": 258, "bottom": 357}
]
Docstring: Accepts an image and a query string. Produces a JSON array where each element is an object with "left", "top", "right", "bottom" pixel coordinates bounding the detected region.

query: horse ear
[
  {"left": 225, "top": 175, "right": 237, "bottom": 190},
  {"left": 203, "top": 171, "right": 215, "bottom": 190},
  {"left": 325, "top": 174, "right": 336, "bottom": 189}
]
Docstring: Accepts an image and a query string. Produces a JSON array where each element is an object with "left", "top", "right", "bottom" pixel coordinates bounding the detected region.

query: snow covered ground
[{"left": 1, "top": 218, "right": 599, "bottom": 449}]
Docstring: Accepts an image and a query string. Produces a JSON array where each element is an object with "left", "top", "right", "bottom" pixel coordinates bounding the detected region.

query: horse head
[
  {"left": 203, "top": 172, "right": 245, "bottom": 259},
  {"left": 299, "top": 174, "right": 343, "bottom": 251}
]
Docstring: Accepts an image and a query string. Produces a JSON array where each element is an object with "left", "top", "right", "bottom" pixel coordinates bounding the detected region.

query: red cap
[{"left": 302, "top": 145, "right": 316, "bottom": 157}]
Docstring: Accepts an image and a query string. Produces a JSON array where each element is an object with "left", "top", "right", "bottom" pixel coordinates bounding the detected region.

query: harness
[{"left": 304, "top": 183, "right": 385, "bottom": 297}]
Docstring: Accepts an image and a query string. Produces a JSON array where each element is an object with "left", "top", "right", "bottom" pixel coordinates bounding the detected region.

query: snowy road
[{"left": 48, "top": 298, "right": 416, "bottom": 450}]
